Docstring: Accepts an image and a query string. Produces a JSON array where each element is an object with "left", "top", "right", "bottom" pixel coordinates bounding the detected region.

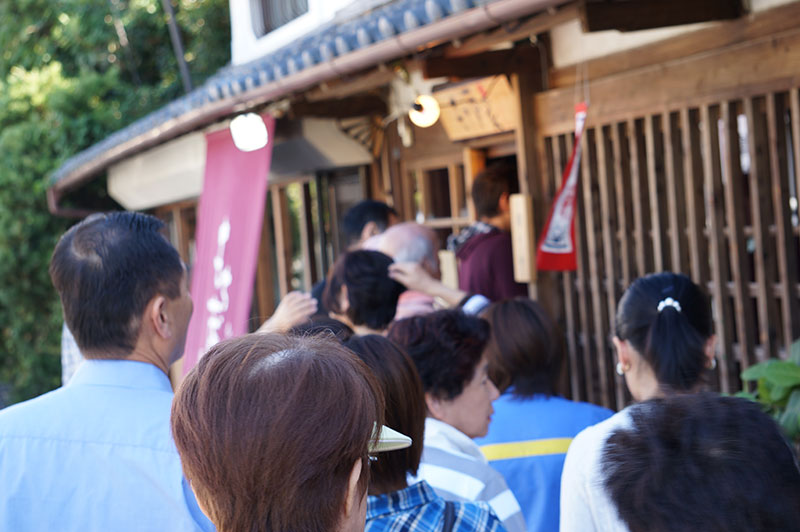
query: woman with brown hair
[
  {"left": 475, "top": 298, "right": 612, "bottom": 532},
  {"left": 171, "top": 333, "right": 407, "bottom": 532},
  {"left": 343, "top": 335, "right": 504, "bottom": 531}
]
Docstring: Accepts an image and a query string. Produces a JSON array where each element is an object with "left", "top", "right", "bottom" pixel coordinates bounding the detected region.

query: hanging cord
[{"left": 574, "top": 61, "right": 590, "bottom": 106}]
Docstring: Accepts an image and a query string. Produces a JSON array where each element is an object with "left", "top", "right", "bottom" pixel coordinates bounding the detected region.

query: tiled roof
[{"left": 49, "top": 0, "right": 491, "bottom": 186}]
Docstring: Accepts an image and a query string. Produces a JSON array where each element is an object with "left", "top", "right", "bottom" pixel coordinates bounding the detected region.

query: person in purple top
[{"left": 447, "top": 162, "right": 528, "bottom": 302}]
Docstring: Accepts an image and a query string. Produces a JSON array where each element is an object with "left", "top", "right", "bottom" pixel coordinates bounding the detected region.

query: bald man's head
[{"left": 374, "top": 223, "right": 440, "bottom": 278}]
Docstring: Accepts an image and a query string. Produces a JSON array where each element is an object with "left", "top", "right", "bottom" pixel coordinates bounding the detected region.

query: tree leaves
[{"left": 0, "top": 0, "right": 229, "bottom": 405}]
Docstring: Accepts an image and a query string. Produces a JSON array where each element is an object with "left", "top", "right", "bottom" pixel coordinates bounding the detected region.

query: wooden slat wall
[{"left": 539, "top": 86, "right": 800, "bottom": 407}]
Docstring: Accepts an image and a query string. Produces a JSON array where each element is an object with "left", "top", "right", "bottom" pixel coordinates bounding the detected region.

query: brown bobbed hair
[
  {"left": 344, "top": 335, "right": 426, "bottom": 495},
  {"left": 482, "top": 298, "right": 565, "bottom": 397},
  {"left": 171, "top": 333, "right": 384, "bottom": 532}
]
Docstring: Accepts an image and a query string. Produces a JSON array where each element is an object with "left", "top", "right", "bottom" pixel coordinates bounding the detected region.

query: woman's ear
[
  {"left": 424, "top": 392, "right": 444, "bottom": 420},
  {"left": 342, "top": 458, "right": 363, "bottom": 519},
  {"left": 704, "top": 334, "right": 717, "bottom": 366},
  {"left": 612, "top": 336, "right": 631, "bottom": 371}
]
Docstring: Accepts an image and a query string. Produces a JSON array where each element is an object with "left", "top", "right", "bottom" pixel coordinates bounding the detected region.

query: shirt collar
[
  {"left": 67, "top": 359, "right": 173, "bottom": 393},
  {"left": 423, "top": 417, "right": 486, "bottom": 462},
  {"left": 367, "top": 481, "right": 438, "bottom": 519}
]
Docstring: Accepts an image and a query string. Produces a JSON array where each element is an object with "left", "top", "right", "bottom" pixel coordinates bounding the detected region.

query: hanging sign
[
  {"left": 536, "top": 103, "right": 588, "bottom": 271},
  {"left": 182, "top": 115, "right": 275, "bottom": 373}
]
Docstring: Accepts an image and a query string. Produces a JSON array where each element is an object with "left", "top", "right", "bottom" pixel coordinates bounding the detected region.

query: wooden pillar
[
  {"left": 271, "top": 187, "right": 293, "bottom": 297},
  {"left": 511, "top": 49, "right": 557, "bottom": 311},
  {"left": 462, "top": 148, "right": 486, "bottom": 223},
  {"left": 255, "top": 204, "right": 276, "bottom": 320}
]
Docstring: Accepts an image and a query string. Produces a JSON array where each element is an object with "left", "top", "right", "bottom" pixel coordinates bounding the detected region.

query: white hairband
[{"left": 657, "top": 297, "right": 682, "bottom": 313}]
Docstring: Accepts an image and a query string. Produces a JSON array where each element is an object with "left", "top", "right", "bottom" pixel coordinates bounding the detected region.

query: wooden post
[
  {"left": 462, "top": 148, "right": 486, "bottom": 223},
  {"left": 645, "top": 114, "right": 667, "bottom": 272},
  {"left": 628, "top": 118, "right": 649, "bottom": 278},
  {"left": 701, "top": 104, "right": 736, "bottom": 393},
  {"left": 722, "top": 101, "right": 756, "bottom": 369},
  {"left": 764, "top": 94, "right": 792, "bottom": 358},
  {"left": 255, "top": 204, "right": 276, "bottom": 321},
  {"left": 681, "top": 108, "right": 710, "bottom": 285},
  {"left": 299, "top": 182, "right": 317, "bottom": 290},
  {"left": 596, "top": 125, "right": 624, "bottom": 409},
  {"left": 448, "top": 163, "right": 465, "bottom": 230},
  {"left": 271, "top": 187, "right": 293, "bottom": 297}
]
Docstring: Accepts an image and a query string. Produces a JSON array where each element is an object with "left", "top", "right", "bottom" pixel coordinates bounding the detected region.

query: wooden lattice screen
[{"left": 538, "top": 89, "right": 800, "bottom": 410}]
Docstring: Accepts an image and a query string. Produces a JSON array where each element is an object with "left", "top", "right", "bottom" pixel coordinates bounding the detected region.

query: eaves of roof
[{"left": 48, "top": 0, "right": 568, "bottom": 211}]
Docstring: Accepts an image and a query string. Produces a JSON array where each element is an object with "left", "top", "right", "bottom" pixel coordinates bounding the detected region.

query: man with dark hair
[
  {"left": 447, "top": 162, "right": 527, "bottom": 301},
  {"left": 312, "top": 199, "right": 398, "bottom": 313},
  {"left": 341, "top": 199, "right": 398, "bottom": 249},
  {"left": 0, "top": 212, "right": 211, "bottom": 531},
  {"left": 323, "top": 249, "right": 405, "bottom": 335},
  {"left": 601, "top": 393, "right": 800, "bottom": 532}
]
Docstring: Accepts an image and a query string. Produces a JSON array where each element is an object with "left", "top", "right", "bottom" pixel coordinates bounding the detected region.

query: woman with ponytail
[{"left": 560, "top": 272, "right": 716, "bottom": 532}]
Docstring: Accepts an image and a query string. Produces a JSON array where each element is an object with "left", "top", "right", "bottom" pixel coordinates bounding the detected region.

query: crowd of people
[{"left": 1, "top": 164, "right": 799, "bottom": 531}]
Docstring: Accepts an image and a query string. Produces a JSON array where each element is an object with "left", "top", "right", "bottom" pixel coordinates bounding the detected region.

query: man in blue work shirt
[{"left": 0, "top": 212, "right": 213, "bottom": 531}]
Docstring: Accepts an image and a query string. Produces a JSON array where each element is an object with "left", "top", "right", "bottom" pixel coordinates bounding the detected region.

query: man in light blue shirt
[{"left": 0, "top": 212, "right": 213, "bottom": 531}]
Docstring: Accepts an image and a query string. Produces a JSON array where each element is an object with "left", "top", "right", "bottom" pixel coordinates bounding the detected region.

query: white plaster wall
[
  {"left": 229, "top": 0, "right": 392, "bottom": 66},
  {"left": 550, "top": 0, "right": 799, "bottom": 68},
  {"left": 108, "top": 132, "right": 206, "bottom": 210}
]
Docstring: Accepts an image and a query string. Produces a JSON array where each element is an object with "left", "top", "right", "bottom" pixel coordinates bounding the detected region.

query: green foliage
[
  {"left": 0, "top": 0, "right": 230, "bottom": 405},
  {"left": 738, "top": 340, "right": 800, "bottom": 445}
]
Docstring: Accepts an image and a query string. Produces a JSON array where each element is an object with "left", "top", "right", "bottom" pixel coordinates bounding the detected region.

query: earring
[
  {"left": 708, "top": 357, "right": 717, "bottom": 370},
  {"left": 616, "top": 362, "right": 625, "bottom": 376}
]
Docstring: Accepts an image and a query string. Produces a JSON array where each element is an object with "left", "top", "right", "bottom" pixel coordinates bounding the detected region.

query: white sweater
[{"left": 559, "top": 408, "right": 633, "bottom": 532}]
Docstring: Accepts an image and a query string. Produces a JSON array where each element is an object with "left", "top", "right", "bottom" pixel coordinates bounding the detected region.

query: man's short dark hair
[
  {"left": 602, "top": 393, "right": 800, "bottom": 532},
  {"left": 387, "top": 310, "right": 489, "bottom": 400},
  {"left": 344, "top": 335, "right": 425, "bottom": 495},
  {"left": 341, "top": 200, "right": 397, "bottom": 246},
  {"left": 323, "top": 250, "right": 405, "bottom": 331},
  {"left": 48, "top": 212, "right": 183, "bottom": 357},
  {"left": 471, "top": 162, "right": 519, "bottom": 218}
]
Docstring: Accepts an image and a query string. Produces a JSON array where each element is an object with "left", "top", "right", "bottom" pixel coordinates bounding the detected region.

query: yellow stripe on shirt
[{"left": 480, "top": 437, "right": 574, "bottom": 461}]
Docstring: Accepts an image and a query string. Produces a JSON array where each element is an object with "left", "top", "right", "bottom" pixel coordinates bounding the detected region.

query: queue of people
[{"left": 1, "top": 166, "right": 799, "bottom": 532}]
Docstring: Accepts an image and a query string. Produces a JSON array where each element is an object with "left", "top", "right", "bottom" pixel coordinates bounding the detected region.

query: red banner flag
[
  {"left": 182, "top": 115, "right": 275, "bottom": 372},
  {"left": 536, "top": 103, "right": 588, "bottom": 271}
]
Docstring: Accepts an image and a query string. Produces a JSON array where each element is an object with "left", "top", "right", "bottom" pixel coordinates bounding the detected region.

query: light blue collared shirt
[{"left": 0, "top": 359, "right": 214, "bottom": 532}]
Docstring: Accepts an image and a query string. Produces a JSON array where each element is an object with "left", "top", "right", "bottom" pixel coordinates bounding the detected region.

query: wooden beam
[
  {"left": 291, "top": 95, "right": 387, "bottom": 119},
  {"left": 423, "top": 48, "right": 539, "bottom": 80},
  {"left": 580, "top": 0, "right": 745, "bottom": 33},
  {"left": 304, "top": 67, "right": 397, "bottom": 102},
  {"left": 444, "top": 4, "right": 580, "bottom": 58},
  {"left": 537, "top": 27, "right": 800, "bottom": 136},
  {"left": 552, "top": 1, "right": 800, "bottom": 88}
]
